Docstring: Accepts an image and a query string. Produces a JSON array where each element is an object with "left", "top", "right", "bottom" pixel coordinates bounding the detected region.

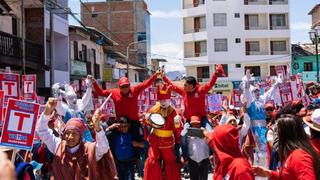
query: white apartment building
[{"left": 182, "top": 0, "right": 290, "bottom": 86}]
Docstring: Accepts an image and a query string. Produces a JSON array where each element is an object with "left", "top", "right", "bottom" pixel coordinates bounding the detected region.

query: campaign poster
[
  {"left": 207, "top": 94, "right": 222, "bottom": 112},
  {"left": 279, "top": 82, "right": 293, "bottom": 106},
  {"left": 36, "top": 96, "right": 45, "bottom": 105},
  {"left": 0, "top": 98, "right": 40, "bottom": 150},
  {"left": 0, "top": 91, "right": 4, "bottom": 128},
  {"left": 0, "top": 73, "right": 20, "bottom": 104},
  {"left": 22, "top": 74, "right": 37, "bottom": 101},
  {"left": 149, "top": 87, "right": 157, "bottom": 106},
  {"left": 231, "top": 89, "right": 243, "bottom": 108}
]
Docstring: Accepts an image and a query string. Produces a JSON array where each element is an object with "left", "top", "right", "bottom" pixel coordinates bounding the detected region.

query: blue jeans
[
  {"left": 116, "top": 160, "right": 135, "bottom": 180},
  {"left": 181, "top": 116, "right": 212, "bottom": 158}
]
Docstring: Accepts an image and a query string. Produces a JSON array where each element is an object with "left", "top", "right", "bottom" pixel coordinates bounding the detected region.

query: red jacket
[
  {"left": 93, "top": 74, "right": 157, "bottom": 121},
  {"left": 270, "top": 149, "right": 316, "bottom": 180},
  {"left": 311, "top": 138, "right": 320, "bottom": 154},
  {"left": 209, "top": 124, "right": 254, "bottom": 180},
  {"left": 164, "top": 71, "right": 218, "bottom": 120}
]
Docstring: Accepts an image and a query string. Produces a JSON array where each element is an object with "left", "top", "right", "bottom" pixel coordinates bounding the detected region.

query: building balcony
[
  {"left": 302, "top": 71, "right": 317, "bottom": 82},
  {"left": 184, "top": 28, "right": 206, "bottom": 34},
  {"left": 245, "top": 51, "right": 269, "bottom": 55},
  {"left": 244, "top": 0, "right": 288, "bottom": 5},
  {"left": 0, "top": 30, "right": 43, "bottom": 69},
  {"left": 183, "top": 0, "right": 205, "bottom": 9},
  {"left": 185, "top": 52, "right": 207, "bottom": 58}
]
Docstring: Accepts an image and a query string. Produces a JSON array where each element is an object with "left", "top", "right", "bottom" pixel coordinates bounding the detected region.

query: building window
[
  {"left": 214, "top": 39, "right": 228, "bottom": 52},
  {"left": 245, "top": 14, "right": 259, "bottom": 30},
  {"left": 213, "top": 13, "right": 227, "bottom": 26},
  {"left": 91, "top": 49, "right": 96, "bottom": 63},
  {"left": 194, "top": 16, "right": 206, "bottom": 32},
  {"left": 137, "top": 53, "right": 147, "bottom": 65},
  {"left": 245, "top": 66, "right": 261, "bottom": 77},
  {"left": 270, "top": 14, "right": 286, "bottom": 29},
  {"left": 74, "top": 41, "right": 78, "bottom": 60},
  {"left": 270, "top": 41, "right": 287, "bottom": 54},
  {"left": 235, "top": 38, "right": 241, "bottom": 43},
  {"left": 82, "top": 44, "right": 87, "bottom": 61},
  {"left": 235, "top": 64, "right": 241, "bottom": 68},
  {"left": 304, "top": 62, "right": 313, "bottom": 71},
  {"left": 245, "top": 41, "right": 260, "bottom": 55},
  {"left": 137, "top": 32, "right": 146, "bottom": 41},
  {"left": 269, "top": 65, "right": 287, "bottom": 76},
  {"left": 197, "top": 66, "right": 210, "bottom": 79},
  {"left": 195, "top": 41, "right": 207, "bottom": 56},
  {"left": 217, "top": 64, "right": 228, "bottom": 77},
  {"left": 234, "top": 13, "right": 240, "bottom": 18}
]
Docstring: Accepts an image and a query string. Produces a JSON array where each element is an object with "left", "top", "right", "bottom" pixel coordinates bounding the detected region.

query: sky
[{"left": 68, "top": 0, "right": 319, "bottom": 72}]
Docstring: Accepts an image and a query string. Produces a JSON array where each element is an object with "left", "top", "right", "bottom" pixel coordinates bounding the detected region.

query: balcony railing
[
  {"left": 0, "top": 31, "right": 42, "bottom": 64},
  {"left": 184, "top": 28, "right": 206, "bottom": 34},
  {"left": 271, "top": 50, "right": 289, "bottom": 55},
  {"left": 185, "top": 52, "right": 207, "bottom": 58},
  {"left": 245, "top": 25, "right": 268, "bottom": 30},
  {"left": 244, "top": 0, "right": 268, "bottom": 5},
  {"left": 270, "top": 25, "right": 289, "bottom": 30},
  {"left": 245, "top": 51, "right": 269, "bottom": 55},
  {"left": 302, "top": 71, "right": 317, "bottom": 82}
]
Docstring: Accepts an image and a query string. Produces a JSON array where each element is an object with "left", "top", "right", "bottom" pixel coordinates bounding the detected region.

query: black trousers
[{"left": 188, "top": 158, "right": 209, "bottom": 180}]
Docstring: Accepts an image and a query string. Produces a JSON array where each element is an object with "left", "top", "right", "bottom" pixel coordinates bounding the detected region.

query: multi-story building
[
  {"left": 182, "top": 0, "right": 291, "bottom": 95},
  {"left": 81, "top": 0, "right": 151, "bottom": 82},
  {"left": 309, "top": 4, "right": 320, "bottom": 28},
  {"left": 0, "top": 0, "right": 69, "bottom": 96}
]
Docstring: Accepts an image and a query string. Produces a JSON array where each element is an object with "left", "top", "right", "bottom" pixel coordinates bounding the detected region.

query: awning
[{"left": 115, "top": 62, "right": 145, "bottom": 70}]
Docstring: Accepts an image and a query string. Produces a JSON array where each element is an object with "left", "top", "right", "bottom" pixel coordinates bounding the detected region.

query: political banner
[
  {"left": 279, "top": 82, "right": 293, "bottom": 106},
  {"left": 0, "top": 73, "right": 20, "bottom": 104},
  {"left": 22, "top": 74, "right": 37, "bottom": 101},
  {"left": 0, "top": 98, "right": 40, "bottom": 150},
  {"left": 275, "top": 65, "right": 287, "bottom": 81},
  {"left": 0, "top": 91, "right": 4, "bottom": 128},
  {"left": 149, "top": 87, "right": 157, "bottom": 106},
  {"left": 171, "top": 95, "right": 183, "bottom": 110},
  {"left": 207, "top": 94, "right": 222, "bottom": 112},
  {"left": 37, "top": 96, "right": 45, "bottom": 105},
  {"left": 231, "top": 89, "right": 243, "bottom": 108}
]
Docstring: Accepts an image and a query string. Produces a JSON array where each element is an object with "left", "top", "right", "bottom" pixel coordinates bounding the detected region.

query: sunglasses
[{"left": 120, "top": 85, "right": 129, "bottom": 89}]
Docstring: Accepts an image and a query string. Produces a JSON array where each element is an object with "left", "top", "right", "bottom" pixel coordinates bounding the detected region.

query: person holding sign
[
  {"left": 36, "top": 98, "right": 118, "bottom": 179},
  {"left": 163, "top": 64, "right": 225, "bottom": 160}
]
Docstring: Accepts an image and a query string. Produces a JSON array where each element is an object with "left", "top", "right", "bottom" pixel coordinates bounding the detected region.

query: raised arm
[
  {"left": 36, "top": 98, "right": 62, "bottom": 154},
  {"left": 162, "top": 75, "right": 185, "bottom": 95},
  {"left": 199, "top": 64, "right": 225, "bottom": 93},
  {"left": 92, "top": 79, "right": 112, "bottom": 97},
  {"left": 132, "top": 73, "right": 158, "bottom": 95},
  {"left": 77, "top": 78, "right": 93, "bottom": 111},
  {"left": 262, "top": 74, "right": 282, "bottom": 103},
  {"left": 92, "top": 109, "right": 110, "bottom": 161}
]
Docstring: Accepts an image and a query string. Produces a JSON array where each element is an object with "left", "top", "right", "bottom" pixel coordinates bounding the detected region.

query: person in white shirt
[{"left": 186, "top": 116, "right": 210, "bottom": 180}]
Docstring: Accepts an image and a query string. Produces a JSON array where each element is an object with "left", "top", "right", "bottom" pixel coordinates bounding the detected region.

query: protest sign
[
  {"left": 0, "top": 73, "right": 20, "bottom": 103},
  {"left": 22, "top": 75, "right": 37, "bottom": 101},
  {"left": 149, "top": 87, "right": 157, "bottom": 106},
  {"left": 0, "top": 91, "right": 4, "bottom": 128},
  {"left": 231, "top": 89, "right": 243, "bottom": 108},
  {"left": 0, "top": 98, "right": 40, "bottom": 150},
  {"left": 207, "top": 94, "right": 222, "bottom": 112},
  {"left": 279, "top": 82, "right": 293, "bottom": 106}
]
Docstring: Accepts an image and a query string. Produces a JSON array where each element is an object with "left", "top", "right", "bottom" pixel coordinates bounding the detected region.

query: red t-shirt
[{"left": 270, "top": 149, "right": 316, "bottom": 180}]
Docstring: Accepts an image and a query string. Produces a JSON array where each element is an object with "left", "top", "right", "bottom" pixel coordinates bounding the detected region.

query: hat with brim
[{"left": 303, "top": 109, "right": 320, "bottom": 132}]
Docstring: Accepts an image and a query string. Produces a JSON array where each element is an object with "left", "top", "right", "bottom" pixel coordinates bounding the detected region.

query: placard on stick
[{"left": 0, "top": 99, "right": 40, "bottom": 150}]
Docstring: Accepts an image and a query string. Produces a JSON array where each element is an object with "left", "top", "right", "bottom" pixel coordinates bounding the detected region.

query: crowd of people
[{"left": 2, "top": 65, "right": 320, "bottom": 180}]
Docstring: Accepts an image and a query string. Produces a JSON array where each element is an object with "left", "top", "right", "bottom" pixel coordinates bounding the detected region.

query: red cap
[
  {"left": 190, "top": 116, "right": 201, "bottom": 124},
  {"left": 264, "top": 102, "right": 274, "bottom": 109},
  {"left": 157, "top": 84, "right": 171, "bottom": 100},
  {"left": 118, "top": 77, "right": 130, "bottom": 87},
  {"left": 291, "top": 99, "right": 302, "bottom": 109}
]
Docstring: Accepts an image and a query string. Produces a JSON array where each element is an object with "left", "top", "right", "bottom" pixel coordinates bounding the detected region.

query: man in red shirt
[
  {"left": 163, "top": 64, "right": 225, "bottom": 158},
  {"left": 91, "top": 71, "right": 160, "bottom": 142}
]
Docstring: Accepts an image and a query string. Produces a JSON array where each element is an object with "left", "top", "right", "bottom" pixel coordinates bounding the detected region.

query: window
[
  {"left": 94, "top": 64, "right": 100, "bottom": 79},
  {"left": 81, "top": 44, "right": 87, "bottom": 61},
  {"left": 137, "top": 53, "right": 147, "bottom": 65},
  {"left": 271, "top": 41, "right": 287, "bottom": 54},
  {"left": 235, "top": 64, "right": 241, "bottom": 68},
  {"left": 269, "top": 65, "right": 287, "bottom": 76},
  {"left": 214, "top": 39, "right": 228, "bottom": 52},
  {"left": 91, "top": 49, "right": 96, "bottom": 63},
  {"left": 304, "top": 63, "right": 313, "bottom": 71},
  {"left": 217, "top": 64, "right": 228, "bottom": 77},
  {"left": 197, "top": 66, "right": 210, "bottom": 79},
  {"left": 245, "top": 66, "right": 261, "bottom": 77},
  {"left": 74, "top": 41, "right": 78, "bottom": 60},
  {"left": 194, "top": 16, "right": 206, "bottom": 32},
  {"left": 137, "top": 32, "right": 146, "bottom": 41},
  {"left": 195, "top": 41, "right": 207, "bottom": 56},
  {"left": 213, "top": 13, "right": 227, "bottom": 26},
  {"left": 234, "top": 13, "right": 240, "bottom": 18},
  {"left": 248, "top": 15, "right": 259, "bottom": 28},
  {"left": 270, "top": 14, "right": 286, "bottom": 29},
  {"left": 245, "top": 41, "right": 260, "bottom": 55},
  {"left": 235, "top": 38, "right": 241, "bottom": 43}
]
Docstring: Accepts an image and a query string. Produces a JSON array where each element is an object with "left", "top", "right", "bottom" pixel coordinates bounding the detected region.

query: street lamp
[
  {"left": 126, "top": 40, "right": 147, "bottom": 79},
  {"left": 309, "top": 26, "right": 320, "bottom": 83}
]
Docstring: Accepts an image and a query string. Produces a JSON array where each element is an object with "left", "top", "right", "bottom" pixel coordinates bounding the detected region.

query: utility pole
[
  {"left": 21, "top": 0, "right": 25, "bottom": 74},
  {"left": 49, "top": 0, "right": 55, "bottom": 87}
]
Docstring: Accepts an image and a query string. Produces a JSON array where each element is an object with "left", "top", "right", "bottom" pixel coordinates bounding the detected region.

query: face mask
[
  {"left": 66, "top": 95, "right": 77, "bottom": 107},
  {"left": 160, "top": 99, "right": 171, "bottom": 108}
]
